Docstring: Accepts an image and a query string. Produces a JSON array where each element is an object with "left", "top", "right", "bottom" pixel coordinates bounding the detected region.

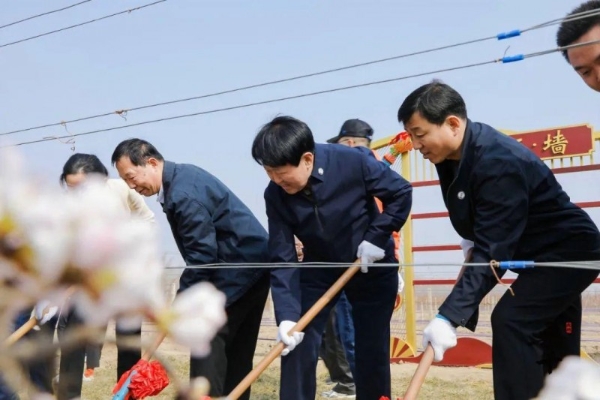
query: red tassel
[{"left": 112, "top": 359, "right": 169, "bottom": 399}]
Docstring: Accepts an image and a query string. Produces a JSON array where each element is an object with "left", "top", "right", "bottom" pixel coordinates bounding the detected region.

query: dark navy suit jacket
[
  {"left": 436, "top": 120, "right": 600, "bottom": 330},
  {"left": 161, "top": 161, "right": 268, "bottom": 306},
  {"left": 264, "top": 144, "right": 413, "bottom": 322}
]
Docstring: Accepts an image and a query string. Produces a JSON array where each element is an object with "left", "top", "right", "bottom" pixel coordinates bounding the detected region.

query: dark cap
[{"left": 327, "top": 119, "right": 374, "bottom": 144}]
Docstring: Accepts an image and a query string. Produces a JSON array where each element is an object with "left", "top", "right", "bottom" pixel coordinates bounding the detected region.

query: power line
[
  {"left": 0, "top": 0, "right": 93, "bottom": 30},
  {"left": 2, "top": 7, "right": 599, "bottom": 138},
  {"left": 0, "top": 0, "right": 166, "bottom": 50},
  {"left": 157, "top": 260, "right": 600, "bottom": 271},
  {"left": 6, "top": 39, "right": 598, "bottom": 149}
]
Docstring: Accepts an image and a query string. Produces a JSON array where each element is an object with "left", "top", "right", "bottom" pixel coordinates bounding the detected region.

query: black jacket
[
  {"left": 265, "top": 144, "right": 412, "bottom": 322},
  {"left": 161, "top": 161, "right": 268, "bottom": 306},
  {"left": 437, "top": 120, "right": 600, "bottom": 330}
]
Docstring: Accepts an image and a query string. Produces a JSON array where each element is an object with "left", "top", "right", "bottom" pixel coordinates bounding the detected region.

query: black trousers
[
  {"left": 189, "top": 273, "right": 270, "bottom": 400},
  {"left": 319, "top": 304, "right": 355, "bottom": 395},
  {"left": 490, "top": 266, "right": 599, "bottom": 400},
  {"left": 280, "top": 262, "right": 397, "bottom": 400},
  {"left": 56, "top": 309, "right": 142, "bottom": 400}
]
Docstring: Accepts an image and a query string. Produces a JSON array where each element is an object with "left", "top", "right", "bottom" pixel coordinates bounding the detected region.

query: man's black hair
[
  {"left": 557, "top": 1, "right": 600, "bottom": 61},
  {"left": 60, "top": 153, "right": 108, "bottom": 185},
  {"left": 111, "top": 138, "right": 164, "bottom": 166},
  {"left": 251, "top": 116, "right": 315, "bottom": 167},
  {"left": 397, "top": 80, "right": 467, "bottom": 126}
]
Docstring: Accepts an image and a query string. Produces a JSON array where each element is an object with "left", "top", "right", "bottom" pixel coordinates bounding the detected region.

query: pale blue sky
[{"left": 1, "top": 0, "right": 598, "bottom": 264}]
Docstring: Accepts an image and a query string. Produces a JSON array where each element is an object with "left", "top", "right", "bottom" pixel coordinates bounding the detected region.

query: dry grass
[
  {"left": 76, "top": 327, "right": 494, "bottom": 400},
  {"left": 18, "top": 284, "right": 600, "bottom": 399}
]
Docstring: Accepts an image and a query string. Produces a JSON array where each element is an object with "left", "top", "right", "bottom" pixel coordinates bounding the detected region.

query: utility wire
[
  {"left": 157, "top": 260, "right": 600, "bottom": 271},
  {"left": 1, "top": 7, "right": 599, "bottom": 138},
  {"left": 0, "top": 0, "right": 166, "bottom": 49},
  {"left": 0, "top": 0, "right": 93, "bottom": 30},
  {"left": 5, "top": 39, "right": 599, "bottom": 149}
]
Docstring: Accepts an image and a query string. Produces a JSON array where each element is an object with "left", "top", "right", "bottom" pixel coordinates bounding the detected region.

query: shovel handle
[
  {"left": 401, "top": 345, "right": 435, "bottom": 400},
  {"left": 3, "top": 317, "right": 37, "bottom": 347}
]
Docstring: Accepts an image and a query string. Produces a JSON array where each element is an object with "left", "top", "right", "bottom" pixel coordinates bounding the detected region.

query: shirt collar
[{"left": 157, "top": 184, "right": 164, "bottom": 204}]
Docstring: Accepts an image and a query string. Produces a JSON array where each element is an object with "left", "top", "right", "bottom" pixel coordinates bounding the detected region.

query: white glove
[
  {"left": 397, "top": 272, "right": 405, "bottom": 293},
  {"left": 33, "top": 300, "right": 59, "bottom": 325},
  {"left": 356, "top": 240, "right": 385, "bottom": 273},
  {"left": 277, "top": 320, "right": 305, "bottom": 356},
  {"left": 422, "top": 315, "right": 457, "bottom": 362},
  {"left": 459, "top": 239, "right": 474, "bottom": 260}
]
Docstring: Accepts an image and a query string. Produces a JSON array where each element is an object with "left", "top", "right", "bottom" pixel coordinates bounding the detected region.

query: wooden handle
[
  {"left": 3, "top": 286, "right": 77, "bottom": 348},
  {"left": 226, "top": 261, "right": 361, "bottom": 400},
  {"left": 3, "top": 317, "right": 37, "bottom": 347},
  {"left": 402, "top": 345, "right": 435, "bottom": 400},
  {"left": 142, "top": 331, "right": 167, "bottom": 361}
]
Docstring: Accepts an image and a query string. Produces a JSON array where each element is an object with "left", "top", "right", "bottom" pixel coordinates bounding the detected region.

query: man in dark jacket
[
  {"left": 111, "top": 139, "right": 269, "bottom": 400},
  {"left": 397, "top": 80, "right": 600, "bottom": 400},
  {"left": 251, "top": 116, "right": 413, "bottom": 400},
  {"left": 556, "top": 0, "right": 600, "bottom": 92}
]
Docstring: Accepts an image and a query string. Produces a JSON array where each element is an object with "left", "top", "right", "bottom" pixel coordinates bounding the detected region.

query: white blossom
[
  {"left": 536, "top": 356, "right": 600, "bottom": 400},
  {"left": 66, "top": 179, "right": 166, "bottom": 326},
  {"left": 0, "top": 152, "right": 166, "bottom": 325},
  {"left": 157, "top": 282, "right": 227, "bottom": 357}
]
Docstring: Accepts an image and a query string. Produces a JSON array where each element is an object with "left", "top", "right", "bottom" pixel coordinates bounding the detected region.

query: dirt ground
[
  {"left": 75, "top": 324, "right": 494, "bottom": 400},
  {"left": 20, "top": 285, "right": 598, "bottom": 399}
]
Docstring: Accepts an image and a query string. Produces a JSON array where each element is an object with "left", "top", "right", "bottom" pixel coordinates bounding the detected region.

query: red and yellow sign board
[{"left": 510, "top": 125, "right": 594, "bottom": 160}]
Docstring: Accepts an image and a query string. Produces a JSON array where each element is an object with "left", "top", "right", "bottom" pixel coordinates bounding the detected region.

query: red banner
[{"left": 510, "top": 125, "right": 594, "bottom": 160}]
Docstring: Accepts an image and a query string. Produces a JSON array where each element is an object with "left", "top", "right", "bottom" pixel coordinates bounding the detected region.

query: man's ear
[
  {"left": 446, "top": 115, "right": 462, "bottom": 135},
  {"left": 301, "top": 152, "right": 314, "bottom": 167}
]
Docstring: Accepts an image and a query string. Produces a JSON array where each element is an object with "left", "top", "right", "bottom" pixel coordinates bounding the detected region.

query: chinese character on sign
[{"left": 542, "top": 130, "right": 569, "bottom": 155}]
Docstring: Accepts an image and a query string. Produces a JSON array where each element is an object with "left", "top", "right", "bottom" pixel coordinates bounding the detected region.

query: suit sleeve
[
  {"left": 265, "top": 191, "right": 302, "bottom": 323},
  {"left": 439, "top": 159, "right": 528, "bottom": 330},
  {"left": 174, "top": 196, "right": 218, "bottom": 293},
  {"left": 359, "top": 148, "right": 413, "bottom": 248}
]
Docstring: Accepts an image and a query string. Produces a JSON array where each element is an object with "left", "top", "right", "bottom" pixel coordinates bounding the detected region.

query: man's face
[
  {"left": 115, "top": 156, "right": 162, "bottom": 196},
  {"left": 336, "top": 136, "right": 369, "bottom": 148},
  {"left": 264, "top": 152, "right": 313, "bottom": 195},
  {"left": 64, "top": 172, "right": 88, "bottom": 189},
  {"left": 567, "top": 24, "right": 600, "bottom": 92},
  {"left": 403, "top": 112, "right": 462, "bottom": 164},
  {"left": 336, "top": 136, "right": 357, "bottom": 147}
]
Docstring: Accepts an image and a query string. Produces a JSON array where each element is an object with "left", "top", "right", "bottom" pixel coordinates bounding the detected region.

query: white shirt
[
  {"left": 105, "top": 178, "right": 156, "bottom": 224},
  {"left": 157, "top": 184, "right": 164, "bottom": 205}
]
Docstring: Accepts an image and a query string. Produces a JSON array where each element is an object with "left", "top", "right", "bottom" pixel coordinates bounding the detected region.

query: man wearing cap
[
  {"left": 319, "top": 119, "right": 404, "bottom": 398},
  {"left": 328, "top": 119, "right": 402, "bottom": 256},
  {"left": 328, "top": 119, "right": 403, "bottom": 287}
]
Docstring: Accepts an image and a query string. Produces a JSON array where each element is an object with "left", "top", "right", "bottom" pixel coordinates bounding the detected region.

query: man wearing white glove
[
  {"left": 397, "top": 271, "right": 405, "bottom": 293},
  {"left": 356, "top": 240, "right": 386, "bottom": 273},
  {"left": 252, "top": 116, "right": 412, "bottom": 400},
  {"left": 398, "top": 81, "right": 600, "bottom": 400},
  {"left": 422, "top": 314, "right": 457, "bottom": 362},
  {"left": 34, "top": 300, "right": 59, "bottom": 325},
  {"left": 277, "top": 320, "right": 305, "bottom": 356}
]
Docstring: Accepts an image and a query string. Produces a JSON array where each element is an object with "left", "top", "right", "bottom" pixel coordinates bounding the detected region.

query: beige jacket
[{"left": 105, "top": 178, "right": 155, "bottom": 223}]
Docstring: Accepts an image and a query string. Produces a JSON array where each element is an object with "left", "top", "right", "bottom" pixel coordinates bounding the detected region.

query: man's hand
[
  {"left": 356, "top": 240, "right": 385, "bottom": 273},
  {"left": 460, "top": 239, "right": 474, "bottom": 260},
  {"left": 422, "top": 314, "right": 457, "bottom": 362},
  {"left": 277, "top": 320, "right": 305, "bottom": 356},
  {"left": 397, "top": 272, "right": 405, "bottom": 293},
  {"left": 33, "top": 300, "right": 58, "bottom": 325}
]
